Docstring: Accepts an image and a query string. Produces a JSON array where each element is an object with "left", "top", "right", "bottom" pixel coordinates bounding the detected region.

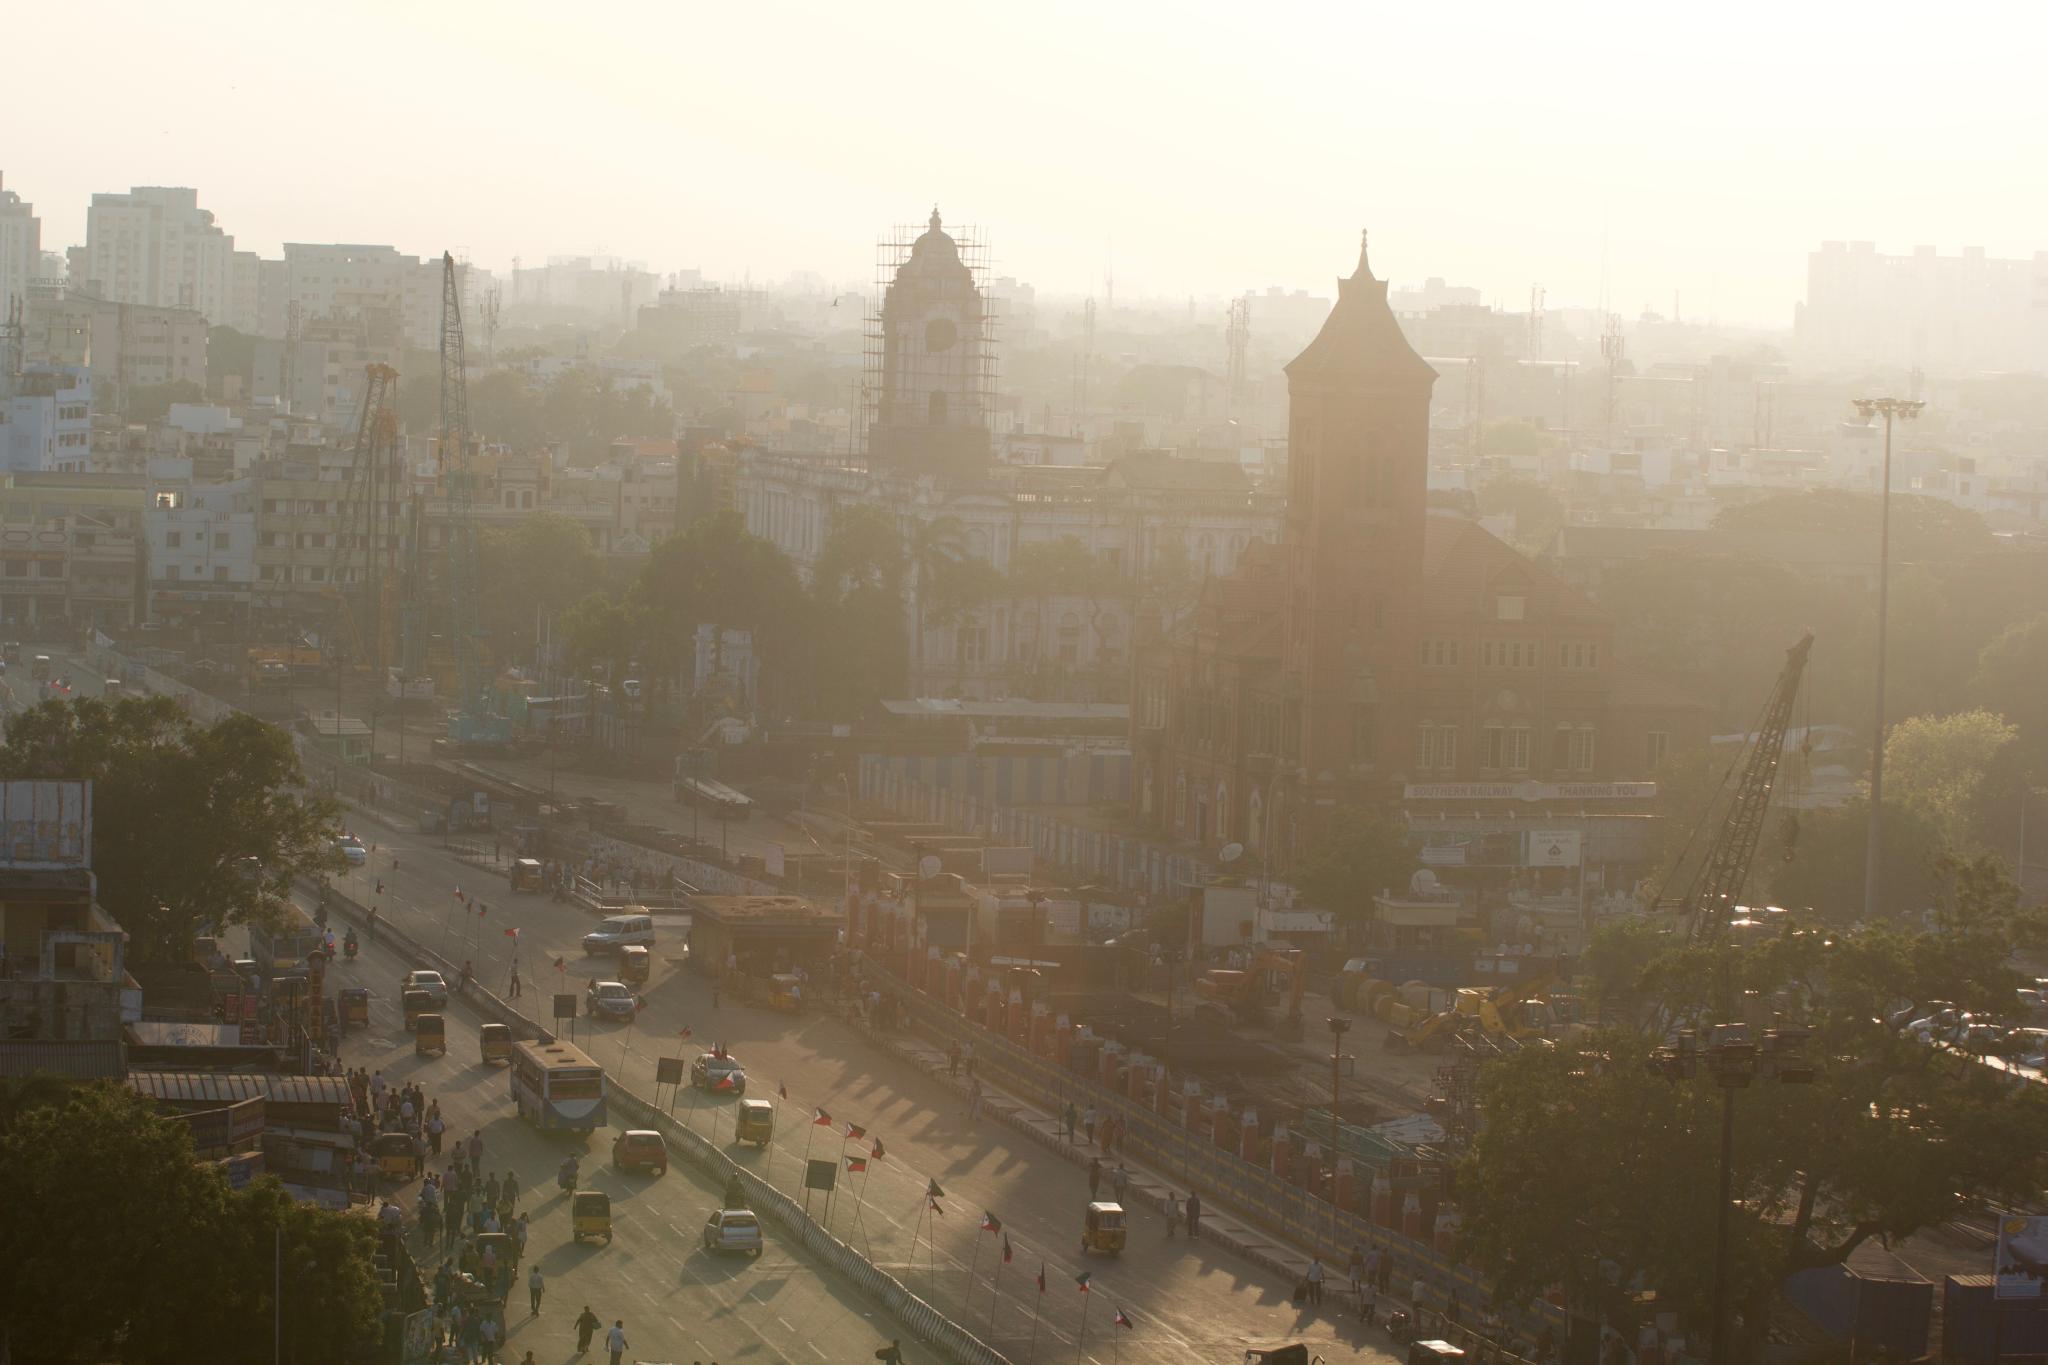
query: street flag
[
  {"left": 870, "top": 1140, "right": 886, "bottom": 1160},
  {"left": 778, "top": 1081, "right": 788, "bottom": 1099},
  {"left": 845, "top": 1123, "right": 867, "bottom": 1141},
  {"left": 1074, "top": 1271, "right": 1092, "bottom": 1294},
  {"left": 1114, "top": 1308, "right": 1134, "bottom": 1330},
  {"left": 715, "top": 1074, "right": 737, "bottom": 1092},
  {"left": 845, "top": 1156, "right": 868, "bottom": 1173},
  {"left": 814, "top": 1108, "right": 833, "bottom": 1127},
  {"left": 1035, "top": 1263, "right": 1046, "bottom": 1293},
  {"left": 678, "top": 1026, "right": 693, "bottom": 1040},
  {"left": 926, "top": 1178, "right": 945, "bottom": 1199},
  {"left": 553, "top": 957, "right": 566, "bottom": 972},
  {"left": 475, "top": 902, "right": 486, "bottom": 917},
  {"left": 454, "top": 887, "right": 465, "bottom": 902},
  {"left": 980, "top": 1211, "right": 1002, "bottom": 1234},
  {"left": 1002, "top": 1234, "right": 1013, "bottom": 1264},
  {"left": 503, "top": 927, "right": 518, "bottom": 938},
  {"left": 928, "top": 1197, "right": 944, "bottom": 1216}
]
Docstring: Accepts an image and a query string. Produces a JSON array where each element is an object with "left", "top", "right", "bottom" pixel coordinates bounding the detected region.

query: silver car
[{"left": 701, "top": 1208, "right": 763, "bottom": 1258}]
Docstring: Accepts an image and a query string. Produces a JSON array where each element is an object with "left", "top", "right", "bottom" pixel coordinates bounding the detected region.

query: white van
[{"left": 581, "top": 912, "right": 655, "bottom": 955}]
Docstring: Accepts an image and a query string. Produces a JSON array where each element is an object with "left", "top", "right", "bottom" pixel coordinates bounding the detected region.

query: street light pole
[
  {"left": 1327, "top": 1014, "right": 1351, "bottom": 1250},
  {"left": 1854, "top": 396, "right": 1925, "bottom": 921}
]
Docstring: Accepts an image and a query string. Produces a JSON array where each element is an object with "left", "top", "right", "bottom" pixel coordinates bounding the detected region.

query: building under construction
[{"left": 859, "top": 208, "right": 998, "bottom": 469}]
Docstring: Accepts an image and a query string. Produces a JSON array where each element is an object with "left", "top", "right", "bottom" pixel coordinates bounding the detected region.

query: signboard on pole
[
  {"left": 655, "top": 1057, "right": 685, "bottom": 1087},
  {"left": 552, "top": 994, "right": 577, "bottom": 1021},
  {"left": 1526, "top": 830, "right": 1582, "bottom": 868},
  {"left": 1996, "top": 1216, "right": 2048, "bottom": 1299},
  {"left": 804, "top": 1159, "right": 839, "bottom": 1192}
]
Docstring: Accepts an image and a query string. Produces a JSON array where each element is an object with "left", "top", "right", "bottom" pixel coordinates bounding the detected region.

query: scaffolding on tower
[
  {"left": 857, "top": 216, "right": 998, "bottom": 459},
  {"left": 324, "top": 363, "right": 402, "bottom": 675},
  {"left": 436, "top": 251, "right": 510, "bottom": 748}
]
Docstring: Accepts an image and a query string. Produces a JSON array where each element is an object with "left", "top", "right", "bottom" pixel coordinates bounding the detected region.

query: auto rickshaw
[
  {"left": 479, "top": 1022, "right": 513, "bottom": 1065},
  {"left": 1081, "top": 1201, "right": 1127, "bottom": 1255},
  {"left": 510, "top": 858, "right": 544, "bottom": 892},
  {"left": 572, "top": 1189, "right": 613, "bottom": 1245},
  {"left": 617, "top": 943, "right": 651, "bottom": 987},
  {"left": 734, "top": 1098, "right": 775, "bottom": 1148},
  {"left": 473, "top": 1229, "right": 519, "bottom": 1274},
  {"left": 338, "top": 987, "right": 370, "bottom": 1031},
  {"left": 401, "top": 988, "right": 433, "bottom": 1030},
  {"left": 767, "top": 973, "right": 804, "bottom": 1013},
  {"left": 368, "top": 1131, "right": 422, "bottom": 1182},
  {"left": 415, "top": 1013, "right": 446, "bottom": 1056}
]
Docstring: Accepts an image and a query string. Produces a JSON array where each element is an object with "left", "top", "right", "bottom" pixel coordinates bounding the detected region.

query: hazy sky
[{"left": 9, "top": 0, "right": 2045, "bottom": 324}]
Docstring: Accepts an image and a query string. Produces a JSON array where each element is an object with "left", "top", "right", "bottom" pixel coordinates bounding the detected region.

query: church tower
[
  {"left": 870, "top": 207, "right": 992, "bottom": 469},
  {"left": 1281, "top": 232, "right": 1438, "bottom": 787}
]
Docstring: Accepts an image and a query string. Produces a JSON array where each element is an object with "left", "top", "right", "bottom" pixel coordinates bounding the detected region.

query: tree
[
  {"left": 1764, "top": 796, "right": 1948, "bottom": 923},
  {"left": 1883, "top": 709, "right": 2018, "bottom": 849},
  {"left": 0, "top": 1079, "right": 383, "bottom": 1362},
  {"left": 1475, "top": 475, "right": 1566, "bottom": 553},
  {"left": 560, "top": 590, "right": 635, "bottom": 683},
  {"left": 0, "top": 697, "right": 341, "bottom": 962},
  {"left": 118, "top": 379, "right": 205, "bottom": 424},
  {"left": 1974, "top": 613, "right": 2048, "bottom": 770},
  {"left": 478, "top": 512, "right": 606, "bottom": 669},
  {"left": 907, "top": 516, "right": 967, "bottom": 679},
  {"left": 1465, "top": 859, "right": 2048, "bottom": 1358},
  {"left": 1639, "top": 745, "right": 1731, "bottom": 894},
  {"left": 626, "top": 511, "right": 810, "bottom": 716},
  {"left": 1295, "top": 804, "right": 1414, "bottom": 926},
  {"left": 1713, "top": 488, "right": 1994, "bottom": 561}
]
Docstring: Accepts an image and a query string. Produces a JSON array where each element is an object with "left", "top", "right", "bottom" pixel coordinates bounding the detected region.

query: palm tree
[{"left": 906, "top": 515, "right": 967, "bottom": 694}]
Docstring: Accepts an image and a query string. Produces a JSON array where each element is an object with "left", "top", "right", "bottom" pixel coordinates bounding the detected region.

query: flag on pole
[
  {"left": 1114, "top": 1308, "right": 1134, "bottom": 1330},
  {"left": 813, "top": 1108, "right": 833, "bottom": 1127},
  {"left": 715, "top": 1074, "right": 737, "bottom": 1091},
  {"left": 1074, "top": 1271, "right": 1092, "bottom": 1294},
  {"left": 980, "top": 1212, "right": 1002, "bottom": 1234},
  {"left": 870, "top": 1140, "right": 886, "bottom": 1160},
  {"left": 454, "top": 887, "right": 465, "bottom": 903},
  {"left": 927, "top": 1197, "right": 944, "bottom": 1216},
  {"left": 503, "top": 927, "right": 518, "bottom": 938},
  {"left": 926, "top": 1178, "right": 945, "bottom": 1199},
  {"left": 845, "top": 1123, "right": 867, "bottom": 1140},
  {"left": 845, "top": 1156, "right": 868, "bottom": 1173},
  {"left": 678, "top": 1026, "right": 692, "bottom": 1040},
  {"left": 778, "top": 1081, "right": 788, "bottom": 1099},
  {"left": 1002, "top": 1234, "right": 1013, "bottom": 1264},
  {"left": 474, "top": 902, "right": 487, "bottom": 917},
  {"left": 1036, "top": 1263, "right": 1046, "bottom": 1293},
  {"left": 553, "top": 957, "right": 566, "bottom": 972}
]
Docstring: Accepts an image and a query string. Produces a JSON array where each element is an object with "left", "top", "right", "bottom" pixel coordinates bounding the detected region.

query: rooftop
[{"left": 687, "top": 895, "right": 842, "bottom": 926}]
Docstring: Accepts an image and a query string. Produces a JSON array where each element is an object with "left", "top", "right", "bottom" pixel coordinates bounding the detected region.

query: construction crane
[
  {"left": 1652, "top": 631, "right": 1814, "bottom": 945},
  {"left": 437, "top": 252, "right": 509, "bottom": 748},
  {"left": 326, "top": 363, "right": 400, "bottom": 672}
]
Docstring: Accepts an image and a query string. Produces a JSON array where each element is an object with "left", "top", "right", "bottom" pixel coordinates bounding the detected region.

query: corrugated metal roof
[
  {"left": 126, "top": 1071, "right": 353, "bottom": 1106},
  {"left": 0, "top": 1039, "right": 125, "bottom": 1079}
]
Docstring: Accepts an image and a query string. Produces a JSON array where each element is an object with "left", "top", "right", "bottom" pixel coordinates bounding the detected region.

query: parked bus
[
  {"left": 248, "top": 902, "right": 326, "bottom": 976},
  {"left": 510, "top": 1037, "right": 606, "bottom": 1131}
]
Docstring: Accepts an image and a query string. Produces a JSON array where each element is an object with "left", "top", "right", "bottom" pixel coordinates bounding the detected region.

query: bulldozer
[{"left": 1191, "top": 947, "right": 1306, "bottom": 1039}]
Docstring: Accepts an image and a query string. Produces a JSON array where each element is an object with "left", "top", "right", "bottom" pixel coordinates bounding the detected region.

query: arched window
[
  {"left": 1215, "top": 781, "right": 1230, "bottom": 842},
  {"left": 1175, "top": 773, "right": 1189, "bottom": 832},
  {"left": 1247, "top": 790, "right": 1265, "bottom": 850},
  {"left": 1058, "top": 612, "right": 1082, "bottom": 664}
]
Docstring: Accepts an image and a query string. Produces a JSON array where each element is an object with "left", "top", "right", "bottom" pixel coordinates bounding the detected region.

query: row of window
[
  {"left": 1416, "top": 722, "right": 1599, "bottom": 773},
  {"left": 1420, "top": 638, "right": 1602, "bottom": 670}
]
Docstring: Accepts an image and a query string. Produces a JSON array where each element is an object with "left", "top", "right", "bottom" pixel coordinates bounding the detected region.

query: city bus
[{"left": 509, "top": 1037, "right": 607, "bottom": 1131}]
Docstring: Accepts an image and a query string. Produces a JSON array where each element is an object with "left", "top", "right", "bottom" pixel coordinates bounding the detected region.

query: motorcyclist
[
  {"left": 344, "top": 929, "right": 358, "bottom": 960},
  {"left": 558, "top": 1155, "right": 579, "bottom": 1191}
]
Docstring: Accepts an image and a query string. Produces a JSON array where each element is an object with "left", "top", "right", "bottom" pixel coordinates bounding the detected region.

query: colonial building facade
[{"left": 1134, "top": 235, "right": 1711, "bottom": 866}]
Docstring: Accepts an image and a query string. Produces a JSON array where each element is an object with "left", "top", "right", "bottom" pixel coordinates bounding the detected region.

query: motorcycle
[
  {"left": 1384, "top": 1310, "right": 1419, "bottom": 1346},
  {"left": 558, "top": 1157, "right": 579, "bottom": 1193},
  {"left": 344, "top": 934, "right": 359, "bottom": 961}
]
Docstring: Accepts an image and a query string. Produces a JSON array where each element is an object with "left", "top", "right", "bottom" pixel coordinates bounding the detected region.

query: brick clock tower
[{"left": 1281, "top": 232, "right": 1437, "bottom": 792}]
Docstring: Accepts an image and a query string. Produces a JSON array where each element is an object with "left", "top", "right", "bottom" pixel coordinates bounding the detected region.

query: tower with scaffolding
[{"left": 860, "top": 208, "right": 997, "bottom": 468}]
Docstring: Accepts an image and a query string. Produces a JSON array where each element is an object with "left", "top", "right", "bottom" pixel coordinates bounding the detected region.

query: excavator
[
  {"left": 1191, "top": 947, "right": 1306, "bottom": 1039},
  {"left": 1451, "top": 976, "right": 1561, "bottom": 1046}
]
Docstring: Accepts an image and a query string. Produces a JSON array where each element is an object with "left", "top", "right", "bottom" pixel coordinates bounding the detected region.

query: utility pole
[
  {"left": 1327, "top": 1015, "right": 1351, "bottom": 1250},
  {"left": 1854, "top": 396, "right": 1925, "bottom": 920}
]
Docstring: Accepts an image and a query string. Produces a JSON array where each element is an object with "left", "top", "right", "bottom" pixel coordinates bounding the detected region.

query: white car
[
  {"left": 401, "top": 969, "right": 449, "bottom": 1007},
  {"left": 701, "top": 1208, "right": 763, "bottom": 1257},
  {"left": 335, "top": 836, "right": 368, "bottom": 867}
]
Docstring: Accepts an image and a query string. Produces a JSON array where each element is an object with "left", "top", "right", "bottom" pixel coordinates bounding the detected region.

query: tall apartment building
[
  {"left": 0, "top": 471, "right": 145, "bottom": 629},
  {"left": 1797, "top": 241, "right": 2048, "bottom": 373},
  {"left": 277, "top": 244, "right": 452, "bottom": 350},
  {"left": 1, "top": 367, "right": 92, "bottom": 474},
  {"left": 82, "top": 187, "right": 237, "bottom": 323},
  {"left": 0, "top": 173, "right": 40, "bottom": 328}
]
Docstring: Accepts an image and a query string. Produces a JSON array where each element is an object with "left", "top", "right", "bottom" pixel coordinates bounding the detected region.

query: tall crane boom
[
  {"left": 328, "top": 363, "right": 400, "bottom": 672},
  {"left": 1655, "top": 632, "right": 1813, "bottom": 944},
  {"left": 438, "top": 252, "right": 507, "bottom": 746}
]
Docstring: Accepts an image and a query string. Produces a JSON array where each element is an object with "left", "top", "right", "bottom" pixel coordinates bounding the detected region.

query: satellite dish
[
  {"left": 1219, "top": 842, "right": 1245, "bottom": 864},
  {"left": 918, "top": 854, "right": 942, "bottom": 879},
  {"left": 1409, "top": 868, "right": 1440, "bottom": 895}
]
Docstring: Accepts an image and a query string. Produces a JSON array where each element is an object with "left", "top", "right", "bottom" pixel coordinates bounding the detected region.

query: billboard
[
  {"left": 1526, "top": 830, "right": 1583, "bottom": 868},
  {"left": 0, "top": 780, "right": 91, "bottom": 869},
  {"left": 1996, "top": 1216, "right": 2048, "bottom": 1299}
]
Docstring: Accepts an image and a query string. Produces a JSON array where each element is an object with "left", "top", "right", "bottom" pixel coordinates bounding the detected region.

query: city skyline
[{"left": 10, "top": 0, "right": 2047, "bottom": 325}]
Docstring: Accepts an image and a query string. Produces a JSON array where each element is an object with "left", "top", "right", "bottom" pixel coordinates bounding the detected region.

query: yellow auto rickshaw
[
  {"left": 734, "top": 1098, "right": 775, "bottom": 1148},
  {"left": 618, "top": 943, "right": 651, "bottom": 987},
  {"left": 415, "top": 1013, "right": 446, "bottom": 1056},
  {"left": 401, "top": 988, "right": 433, "bottom": 1029},
  {"left": 768, "top": 973, "right": 804, "bottom": 1013},
  {"left": 473, "top": 1229, "right": 518, "bottom": 1272},
  {"left": 572, "top": 1189, "right": 612, "bottom": 1245},
  {"left": 338, "top": 987, "right": 370, "bottom": 1030},
  {"left": 511, "top": 858, "right": 544, "bottom": 892},
  {"left": 1081, "top": 1201, "right": 1127, "bottom": 1255},
  {"left": 368, "top": 1131, "right": 422, "bottom": 1182},
  {"left": 479, "top": 1022, "right": 513, "bottom": 1065}
]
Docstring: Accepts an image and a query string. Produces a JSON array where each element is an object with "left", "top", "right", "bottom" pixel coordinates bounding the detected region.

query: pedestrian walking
[
  {"left": 574, "top": 1307, "right": 601, "bottom": 1355},
  {"left": 1163, "top": 1191, "right": 1183, "bottom": 1238},
  {"left": 1083, "top": 1105, "right": 1098, "bottom": 1144},
  {"left": 1376, "top": 1248, "right": 1394, "bottom": 1295},
  {"left": 509, "top": 967, "right": 522, "bottom": 999},
  {"left": 967, "top": 1077, "right": 982, "bottom": 1122},
  {"left": 1364, "top": 1244, "right": 1384, "bottom": 1296},
  {"left": 504, "top": 1170, "right": 520, "bottom": 1209},
  {"left": 1185, "top": 1189, "right": 1202, "bottom": 1240},
  {"left": 467, "top": 1131, "right": 483, "bottom": 1167},
  {"left": 428, "top": 1112, "right": 445, "bottom": 1155},
  {"left": 1111, "top": 1163, "right": 1130, "bottom": 1202},
  {"left": 1088, "top": 1157, "right": 1103, "bottom": 1198},
  {"left": 947, "top": 1041, "right": 961, "bottom": 1077},
  {"left": 1304, "top": 1256, "right": 1326, "bottom": 1306},
  {"left": 605, "top": 1320, "right": 628, "bottom": 1365},
  {"left": 528, "top": 1265, "right": 545, "bottom": 1315},
  {"left": 1062, "top": 1101, "right": 1078, "bottom": 1142}
]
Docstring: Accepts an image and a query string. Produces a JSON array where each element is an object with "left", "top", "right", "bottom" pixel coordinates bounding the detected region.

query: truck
[{"left": 248, "top": 903, "right": 327, "bottom": 976}]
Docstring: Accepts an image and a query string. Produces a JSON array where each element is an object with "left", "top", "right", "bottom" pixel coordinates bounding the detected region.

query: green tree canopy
[
  {"left": 1712, "top": 488, "right": 1994, "bottom": 559},
  {"left": 478, "top": 512, "right": 606, "bottom": 669},
  {"left": 1764, "top": 796, "right": 1949, "bottom": 923},
  {"left": 1974, "top": 612, "right": 2048, "bottom": 770},
  {"left": 0, "top": 1079, "right": 383, "bottom": 1362},
  {"left": 1465, "top": 859, "right": 2048, "bottom": 1356},
  {"left": 0, "top": 697, "right": 340, "bottom": 961},
  {"left": 1295, "top": 804, "right": 1414, "bottom": 921},
  {"left": 1883, "top": 709, "right": 2018, "bottom": 849}
]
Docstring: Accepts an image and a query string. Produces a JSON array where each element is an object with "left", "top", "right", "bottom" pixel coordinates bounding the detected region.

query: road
[
  {"left": 319, "top": 894, "right": 912, "bottom": 1365},
  {"left": 331, "top": 816, "right": 1399, "bottom": 1365}
]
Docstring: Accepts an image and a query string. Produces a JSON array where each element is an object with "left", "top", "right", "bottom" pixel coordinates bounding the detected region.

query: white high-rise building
[
  {"left": 0, "top": 173, "right": 40, "bottom": 327},
  {"left": 278, "top": 244, "right": 466, "bottom": 349},
  {"left": 83, "top": 187, "right": 237, "bottom": 323}
]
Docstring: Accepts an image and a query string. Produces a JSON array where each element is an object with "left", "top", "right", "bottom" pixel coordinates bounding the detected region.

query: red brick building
[{"left": 1133, "top": 236, "right": 1710, "bottom": 867}]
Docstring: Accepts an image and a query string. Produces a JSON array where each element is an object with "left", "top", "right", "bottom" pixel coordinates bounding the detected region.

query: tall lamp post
[
  {"left": 1854, "top": 395, "right": 1925, "bottom": 921},
  {"left": 1327, "top": 1014, "right": 1352, "bottom": 1248},
  {"left": 1652, "top": 1020, "right": 1813, "bottom": 1365}
]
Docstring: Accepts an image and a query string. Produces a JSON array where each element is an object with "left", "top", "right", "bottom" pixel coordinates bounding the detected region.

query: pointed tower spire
[
  {"left": 1354, "top": 229, "right": 1372, "bottom": 281},
  {"left": 929, "top": 205, "right": 943, "bottom": 232}
]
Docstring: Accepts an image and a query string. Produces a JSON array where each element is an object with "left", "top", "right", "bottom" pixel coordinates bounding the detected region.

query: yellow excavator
[
  {"left": 1451, "top": 977, "right": 1560, "bottom": 1046},
  {"left": 1192, "top": 948, "right": 1307, "bottom": 1039}
]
